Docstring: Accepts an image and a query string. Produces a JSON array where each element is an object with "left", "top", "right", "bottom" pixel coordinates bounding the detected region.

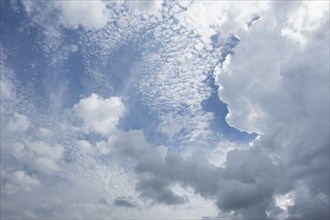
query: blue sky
[{"left": 1, "top": 1, "right": 329, "bottom": 219}]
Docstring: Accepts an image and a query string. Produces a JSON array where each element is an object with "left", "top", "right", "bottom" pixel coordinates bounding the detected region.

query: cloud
[
  {"left": 55, "top": 0, "right": 110, "bottom": 30},
  {"left": 107, "top": 127, "right": 280, "bottom": 218},
  {"left": 1, "top": 1, "right": 328, "bottom": 219},
  {"left": 157, "top": 113, "right": 187, "bottom": 138},
  {"left": 178, "top": 1, "right": 269, "bottom": 40},
  {"left": 1, "top": 168, "right": 41, "bottom": 194},
  {"left": 73, "top": 93, "right": 125, "bottom": 136},
  {"left": 136, "top": 178, "right": 187, "bottom": 205},
  {"left": 6, "top": 113, "right": 29, "bottom": 133},
  {"left": 5, "top": 139, "right": 64, "bottom": 174},
  {"left": 126, "top": 1, "right": 163, "bottom": 14},
  {"left": 114, "top": 197, "right": 137, "bottom": 208},
  {"left": 96, "top": 130, "right": 188, "bottom": 205},
  {"left": 0, "top": 78, "right": 13, "bottom": 100},
  {"left": 281, "top": 1, "right": 329, "bottom": 46},
  {"left": 214, "top": 1, "right": 329, "bottom": 218}
]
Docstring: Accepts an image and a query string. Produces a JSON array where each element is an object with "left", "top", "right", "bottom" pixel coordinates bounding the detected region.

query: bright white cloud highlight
[
  {"left": 281, "top": 1, "right": 329, "bottom": 46},
  {"left": 56, "top": 0, "right": 110, "bottom": 30},
  {"left": 275, "top": 194, "right": 294, "bottom": 211},
  {"left": 179, "top": 1, "right": 269, "bottom": 40},
  {"left": 126, "top": 1, "right": 163, "bottom": 14},
  {"left": 73, "top": 93, "right": 125, "bottom": 136}
]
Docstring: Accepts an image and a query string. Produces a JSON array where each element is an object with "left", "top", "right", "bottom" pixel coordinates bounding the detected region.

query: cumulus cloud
[
  {"left": 30, "top": 141, "right": 63, "bottom": 174},
  {"left": 55, "top": 0, "right": 110, "bottom": 30},
  {"left": 281, "top": 1, "right": 329, "bottom": 46},
  {"left": 217, "top": 3, "right": 329, "bottom": 135},
  {"left": 6, "top": 113, "right": 29, "bottom": 133},
  {"left": 178, "top": 1, "right": 269, "bottom": 40},
  {"left": 1, "top": 168, "right": 41, "bottom": 194},
  {"left": 126, "top": 1, "right": 163, "bottom": 14},
  {"left": 214, "top": 1, "right": 329, "bottom": 219},
  {"left": 73, "top": 93, "right": 125, "bottom": 136},
  {"left": 5, "top": 139, "right": 64, "bottom": 174}
]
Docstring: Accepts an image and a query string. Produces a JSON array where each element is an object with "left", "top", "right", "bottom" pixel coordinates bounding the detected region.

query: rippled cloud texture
[{"left": 1, "top": 1, "right": 329, "bottom": 219}]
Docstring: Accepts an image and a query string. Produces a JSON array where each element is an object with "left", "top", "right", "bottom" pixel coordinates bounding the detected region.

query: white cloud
[
  {"left": 178, "top": 1, "right": 269, "bottom": 40},
  {"left": 21, "top": 0, "right": 34, "bottom": 15},
  {"left": 2, "top": 168, "right": 41, "bottom": 194},
  {"left": 73, "top": 93, "right": 125, "bottom": 136},
  {"left": 126, "top": 1, "right": 163, "bottom": 14},
  {"left": 7, "top": 142, "right": 25, "bottom": 157},
  {"left": 6, "top": 113, "right": 29, "bottom": 133},
  {"left": 13, "top": 170, "right": 41, "bottom": 191},
  {"left": 76, "top": 139, "right": 95, "bottom": 155},
  {"left": 0, "top": 48, "right": 17, "bottom": 103},
  {"left": 281, "top": 1, "right": 329, "bottom": 46},
  {"left": 7, "top": 140, "right": 65, "bottom": 174},
  {"left": 0, "top": 79, "right": 13, "bottom": 100},
  {"left": 26, "top": 140, "right": 63, "bottom": 161},
  {"left": 55, "top": 0, "right": 110, "bottom": 30},
  {"left": 275, "top": 193, "right": 294, "bottom": 211},
  {"left": 216, "top": 2, "right": 329, "bottom": 135},
  {"left": 215, "top": 1, "right": 329, "bottom": 218},
  {"left": 37, "top": 127, "right": 53, "bottom": 139},
  {"left": 34, "top": 157, "right": 60, "bottom": 174},
  {"left": 2, "top": 114, "right": 64, "bottom": 175}
]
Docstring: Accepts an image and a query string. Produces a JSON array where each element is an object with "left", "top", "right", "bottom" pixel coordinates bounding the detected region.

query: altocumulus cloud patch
[{"left": 0, "top": 1, "right": 329, "bottom": 219}]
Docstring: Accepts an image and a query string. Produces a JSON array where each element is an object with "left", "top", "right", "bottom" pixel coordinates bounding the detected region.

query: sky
[{"left": 0, "top": 0, "right": 329, "bottom": 219}]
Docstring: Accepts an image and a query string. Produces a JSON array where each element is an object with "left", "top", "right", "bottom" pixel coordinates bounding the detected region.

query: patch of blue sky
[
  {"left": 1, "top": 3, "right": 83, "bottom": 112},
  {"left": 59, "top": 46, "right": 92, "bottom": 106},
  {"left": 104, "top": 42, "right": 142, "bottom": 96},
  {"left": 1, "top": 3, "right": 45, "bottom": 94}
]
